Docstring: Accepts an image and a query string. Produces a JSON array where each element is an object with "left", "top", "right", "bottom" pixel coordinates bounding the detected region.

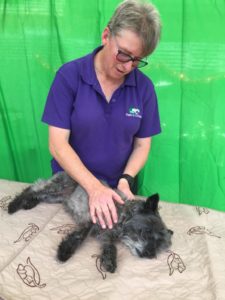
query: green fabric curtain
[{"left": 1, "top": 1, "right": 225, "bottom": 211}]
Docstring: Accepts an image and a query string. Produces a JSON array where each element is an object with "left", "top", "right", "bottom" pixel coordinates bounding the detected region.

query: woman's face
[{"left": 101, "top": 28, "right": 144, "bottom": 80}]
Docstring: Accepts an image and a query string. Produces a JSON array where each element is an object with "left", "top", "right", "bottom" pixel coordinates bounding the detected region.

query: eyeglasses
[
  {"left": 116, "top": 50, "right": 148, "bottom": 68},
  {"left": 109, "top": 28, "right": 148, "bottom": 68}
]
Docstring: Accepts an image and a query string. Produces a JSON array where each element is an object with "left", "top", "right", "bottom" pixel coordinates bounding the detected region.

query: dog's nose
[{"left": 168, "top": 229, "right": 173, "bottom": 235}]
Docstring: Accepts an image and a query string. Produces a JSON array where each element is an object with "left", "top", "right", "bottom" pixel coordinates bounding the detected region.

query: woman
[{"left": 42, "top": 0, "right": 161, "bottom": 229}]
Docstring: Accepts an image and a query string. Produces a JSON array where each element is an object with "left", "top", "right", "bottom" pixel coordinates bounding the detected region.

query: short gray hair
[{"left": 108, "top": 0, "right": 161, "bottom": 56}]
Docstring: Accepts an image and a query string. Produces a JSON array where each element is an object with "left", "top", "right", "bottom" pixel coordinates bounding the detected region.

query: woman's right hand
[
  {"left": 48, "top": 126, "right": 124, "bottom": 229},
  {"left": 88, "top": 184, "right": 124, "bottom": 229}
]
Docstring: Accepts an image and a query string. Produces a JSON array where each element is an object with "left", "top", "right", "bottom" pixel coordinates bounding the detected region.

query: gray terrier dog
[{"left": 8, "top": 172, "right": 173, "bottom": 273}]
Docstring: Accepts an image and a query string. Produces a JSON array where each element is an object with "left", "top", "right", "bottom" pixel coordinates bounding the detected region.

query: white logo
[{"left": 126, "top": 107, "right": 142, "bottom": 118}]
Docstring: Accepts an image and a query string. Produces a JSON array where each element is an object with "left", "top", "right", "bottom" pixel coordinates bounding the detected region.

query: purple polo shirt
[{"left": 42, "top": 46, "right": 161, "bottom": 187}]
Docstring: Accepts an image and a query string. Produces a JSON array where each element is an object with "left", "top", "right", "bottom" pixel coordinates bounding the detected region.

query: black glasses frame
[{"left": 116, "top": 49, "right": 148, "bottom": 68}]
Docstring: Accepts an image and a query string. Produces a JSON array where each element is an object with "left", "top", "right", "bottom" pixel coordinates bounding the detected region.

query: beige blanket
[{"left": 1, "top": 179, "right": 225, "bottom": 300}]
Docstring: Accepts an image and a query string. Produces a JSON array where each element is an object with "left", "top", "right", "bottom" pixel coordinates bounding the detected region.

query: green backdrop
[{"left": 1, "top": 1, "right": 225, "bottom": 211}]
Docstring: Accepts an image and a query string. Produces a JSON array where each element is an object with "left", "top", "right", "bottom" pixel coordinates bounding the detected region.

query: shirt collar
[{"left": 80, "top": 46, "right": 136, "bottom": 87}]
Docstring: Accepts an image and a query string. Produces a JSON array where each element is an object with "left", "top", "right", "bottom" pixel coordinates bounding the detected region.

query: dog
[{"left": 8, "top": 171, "right": 173, "bottom": 273}]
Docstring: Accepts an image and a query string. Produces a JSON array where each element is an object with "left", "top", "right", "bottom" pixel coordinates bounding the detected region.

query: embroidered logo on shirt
[{"left": 126, "top": 107, "right": 142, "bottom": 118}]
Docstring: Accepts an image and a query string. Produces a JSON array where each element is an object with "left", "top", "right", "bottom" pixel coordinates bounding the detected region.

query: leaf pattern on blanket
[
  {"left": 167, "top": 251, "right": 186, "bottom": 276},
  {"left": 50, "top": 224, "right": 76, "bottom": 235},
  {"left": 17, "top": 257, "right": 46, "bottom": 288},
  {"left": 14, "top": 223, "right": 40, "bottom": 243},
  {"left": 187, "top": 226, "right": 221, "bottom": 238},
  {"left": 0, "top": 195, "right": 12, "bottom": 211},
  {"left": 195, "top": 206, "right": 210, "bottom": 216}
]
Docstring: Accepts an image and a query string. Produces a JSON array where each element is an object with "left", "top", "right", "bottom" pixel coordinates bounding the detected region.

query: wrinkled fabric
[{"left": 1, "top": 179, "right": 225, "bottom": 299}]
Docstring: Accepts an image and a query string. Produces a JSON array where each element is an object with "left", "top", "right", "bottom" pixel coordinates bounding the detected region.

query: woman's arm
[
  {"left": 117, "top": 137, "right": 151, "bottom": 198},
  {"left": 49, "top": 126, "right": 124, "bottom": 229}
]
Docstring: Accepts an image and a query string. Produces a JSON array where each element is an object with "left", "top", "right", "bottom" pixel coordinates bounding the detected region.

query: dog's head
[{"left": 121, "top": 193, "right": 173, "bottom": 258}]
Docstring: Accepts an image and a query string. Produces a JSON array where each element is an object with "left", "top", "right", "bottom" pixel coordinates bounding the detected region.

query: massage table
[{"left": 1, "top": 179, "right": 225, "bottom": 300}]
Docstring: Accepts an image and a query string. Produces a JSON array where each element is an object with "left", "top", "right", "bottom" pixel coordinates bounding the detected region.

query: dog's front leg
[
  {"left": 57, "top": 224, "right": 91, "bottom": 262},
  {"left": 100, "top": 243, "right": 117, "bottom": 273}
]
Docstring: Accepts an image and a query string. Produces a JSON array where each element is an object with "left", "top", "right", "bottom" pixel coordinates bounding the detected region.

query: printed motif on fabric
[{"left": 126, "top": 107, "right": 142, "bottom": 119}]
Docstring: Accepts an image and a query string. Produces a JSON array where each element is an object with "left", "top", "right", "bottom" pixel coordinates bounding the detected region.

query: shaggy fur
[{"left": 8, "top": 172, "right": 173, "bottom": 273}]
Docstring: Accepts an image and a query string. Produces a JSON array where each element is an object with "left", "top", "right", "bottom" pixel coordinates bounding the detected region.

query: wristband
[{"left": 118, "top": 174, "right": 134, "bottom": 189}]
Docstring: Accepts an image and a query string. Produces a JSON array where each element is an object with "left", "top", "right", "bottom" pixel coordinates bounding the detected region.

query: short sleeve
[
  {"left": 135, "top": 84, "right": 161, "bottom": 138},
  {"left": 42, "top": 68, "right": 76, "bottom": 129}
]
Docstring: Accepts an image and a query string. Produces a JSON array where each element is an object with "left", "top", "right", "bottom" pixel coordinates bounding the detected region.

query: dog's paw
[
  {"left": 57, "top": 241, "right": 74, "bottom": 262},
  {"left": 100, "top": 256, "right": 117, "bottom": 273},
  {"left": 57, "top": 237, "right": 80, "bottom": 262},
  {"left": 8, "top": 197, "right": 24, "bottom": 214},
  {"left": 8, "top": 201, "right": 18, "bottom": 214},
  {"left": 57, "top": 228, "right": 90, "bottom": 263},
  {"left": 100, "top": 245, "right": 117, "bottom": 273},
  {"left": 8, "top": 192, "right": 40, "bottom": 214}
]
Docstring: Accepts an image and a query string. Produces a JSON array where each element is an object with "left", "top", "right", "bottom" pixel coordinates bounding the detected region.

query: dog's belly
[{"left": 64, "top": 185, "right": 91, "bottom": 225}]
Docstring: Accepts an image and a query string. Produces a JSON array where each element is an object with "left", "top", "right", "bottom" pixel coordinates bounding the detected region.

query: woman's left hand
[{"left": 117, "top": 178, "right": 135, "bottom": 200}]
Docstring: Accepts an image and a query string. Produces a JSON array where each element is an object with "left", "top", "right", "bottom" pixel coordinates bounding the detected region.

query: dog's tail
[{"left": 8, "top": 172, "right": 77, "bottom": 214}]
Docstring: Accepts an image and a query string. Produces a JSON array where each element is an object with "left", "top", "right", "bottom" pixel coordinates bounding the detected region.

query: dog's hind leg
[
  {"left": 57, "top": 224, "right": 92, "bottom": 262},
  {"left": 8, "top": 172, "right": 76, "bottom": 214},
  {"left": 8, "top": 186, "right": 43, "bottom": 214}
]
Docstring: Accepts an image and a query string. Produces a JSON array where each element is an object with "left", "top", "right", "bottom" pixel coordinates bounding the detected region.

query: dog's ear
[{"left": 143, "top": 193, "right": 159, "bottom": 213}]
